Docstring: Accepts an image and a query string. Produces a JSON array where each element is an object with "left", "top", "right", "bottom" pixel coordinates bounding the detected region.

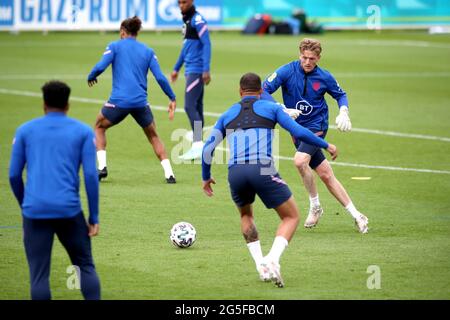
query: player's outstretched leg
[
  {"left": 263, "top": 196, "right": 300, "bottom": 288},
  {"left": 94, "top": 112, "right": 113, "bottom": 181},
  {"left": 143, "top": 122, "right": 176, "bottom": 183},
  {"left": 315, "top": 160, "right": 369, "bottom": 233},
  {"left": 294, "top": 152, "right": 323, "bottom": 228}
]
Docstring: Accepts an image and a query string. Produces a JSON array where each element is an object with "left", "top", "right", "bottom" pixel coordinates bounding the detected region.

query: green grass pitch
[{"left": 0, "top": 30, "right": 449, "bottom": 300}]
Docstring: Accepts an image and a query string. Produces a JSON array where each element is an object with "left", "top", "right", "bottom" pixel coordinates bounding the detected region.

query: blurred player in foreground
[
  {"left": 263, "top": 38, "right": 368, "bottom": 233},
  {"left": 88, "top": 16, "right": 177, "bottom": 183},
  {"left": 9, "top": 81, "right": 101, "bottom": 300},
  {"left": 201, "top": 73, "right": 338, "bottom": 287}
]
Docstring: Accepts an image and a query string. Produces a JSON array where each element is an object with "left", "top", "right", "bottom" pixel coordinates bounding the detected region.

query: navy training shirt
[
  {"left": 173, "top": 8, "right": 211, "bottom": 75},
  {"left": 263, "top": 60, "right": 348, "bottom": 132}
]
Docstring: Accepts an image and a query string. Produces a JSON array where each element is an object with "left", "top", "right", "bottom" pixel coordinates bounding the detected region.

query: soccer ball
[{"left": 170, "top": 222, "right": 196, "bottom": 248}]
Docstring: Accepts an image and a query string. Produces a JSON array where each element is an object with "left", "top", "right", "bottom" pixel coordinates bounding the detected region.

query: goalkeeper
[{"left": 262, "top": 38, "right": 368, "bottom": 233}]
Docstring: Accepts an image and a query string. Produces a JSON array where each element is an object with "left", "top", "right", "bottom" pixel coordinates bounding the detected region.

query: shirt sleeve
[
  {"left": 9, "top": 129, "right": 26, "bottom": 207},
  {"left": 202, "top": 116, "right": 226, "bottom": 181},
  {"left": 326, "top": 73, "right": 348, "bottom": 109},
  {"left": 173, "top": 44, "right": 186, "bottom": 72},
  {"left": 87, "top": 43, "right": 115, "bottom": 81},
  {"left": 149, "top": 52, "right": 176, "bottom": 101},
  {"left": 81, "top": 129, "right": 99, "bottom": 225},
  {"left": 194, "top": 17, "right": 211, "bottom": 73},
  {"left": 275, "top": 105, "right": 329, "bottom": 149},
  {"left": 262, "top": 67, "right": 285, "bottom": 95}
]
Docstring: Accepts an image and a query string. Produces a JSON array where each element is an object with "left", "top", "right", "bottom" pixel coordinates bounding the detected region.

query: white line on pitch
[
  {"left": 216, "top": 148, "right": 450, "bottom": 175},
  {"left": 2, "top": 87, "right": 450, "bottom": 144},
  {"left": 2, "top": 87, "right": 449, "bottom": 175},
  {"left": 2, "top": 87, "right": 449, "bottom": 143}
]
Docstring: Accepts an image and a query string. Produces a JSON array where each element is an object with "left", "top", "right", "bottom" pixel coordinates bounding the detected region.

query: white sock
[
  {"left": 192, "top": 141, "right": 204, "bottom": 149},
  {"left": 309, "top": 195, "right": 320, "bottom": 208},
  {"left": 161, "top": 159, "right": 175, "bottom": 179},
  {"left": 266, "top": 236, "right": 288, "bottom": 264},
  {"left": 345, "top": 202, "right": 361, "bottom": 219},
  {"left": 97, "top": 150, "right": 106, "bottom": 170},
  {"left": 247, "top": 240, "right": 264, "bottom": 267}
]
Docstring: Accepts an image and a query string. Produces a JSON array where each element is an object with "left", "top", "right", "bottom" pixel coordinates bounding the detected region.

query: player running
[
  {"left": 263, "top": 38, "right": 369, "bottom": 233},
  {"left": 201, "top": 73, "right": 338, "bottom": 287},
  {"left": 87, "top": 16, "right": 177, "bottom": 183}
]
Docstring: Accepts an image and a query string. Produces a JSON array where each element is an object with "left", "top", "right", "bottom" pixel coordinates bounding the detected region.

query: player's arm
[
  {"left": 149, "top": 53, "right": 177, "bottom": 120},
  {"left": 81, "top": 129, "right": 100, "bottom": 237},
  {"left": 275, "top": 107, "right": 338, "bottom": 160},
  {"left": 171, "top": 45, "right": 186, "bottom": 83},
  {"left": 326, "top": 73, "right": 351, "bottom": 132},
  {"left": 9, "top": 129, "right": 26, "bottom": 207},
  {"left": 195, "top": 18, "right": 212, "bottom": 85},
  {"left": 260, "top": 92, "right": 301, "bottom": 120},
  {"left": 202, "top": 117, "right": 226, "bottom": 196},
  {"left": 87, "top": 43, "right": 115, "bottom": 87},
  {"left": 262, "top": 67, "right": 286, "bottom": 95}
]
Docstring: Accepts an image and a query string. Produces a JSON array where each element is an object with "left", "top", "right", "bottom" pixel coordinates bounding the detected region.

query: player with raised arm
[
  {"left": 88, "top": 16, "right": 177, "bottom": 183},
  {"left": 263, "top": 38, "right": 368, "bottom": 233},
  {"left": 201, "top": 73, "right": 338, "bottom": 287}
]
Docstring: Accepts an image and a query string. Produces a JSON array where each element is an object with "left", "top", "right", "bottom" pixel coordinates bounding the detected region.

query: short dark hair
[
  {"left": 41, "top": 81, "right": 71, "bottom": 109},
  {"left": 240, "top": 73, "right": 261, "bottom": 92},
  {"left": 121, "top": 16, "right": 142, "bottom": 36}
]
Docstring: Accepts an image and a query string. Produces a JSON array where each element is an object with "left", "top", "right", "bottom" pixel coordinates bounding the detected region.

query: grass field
[{"left": 0, "top": 30, "right": 449, "bottom": 300}]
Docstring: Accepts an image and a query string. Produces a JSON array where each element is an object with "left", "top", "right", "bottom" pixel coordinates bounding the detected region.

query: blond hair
[{"left": 299, "top": 38, "right": 322, "bottom": 56}]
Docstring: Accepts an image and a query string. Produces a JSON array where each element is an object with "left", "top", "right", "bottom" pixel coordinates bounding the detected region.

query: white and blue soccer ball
[{"left": 170, "top": 222, "right": 196, "bottom": 248}]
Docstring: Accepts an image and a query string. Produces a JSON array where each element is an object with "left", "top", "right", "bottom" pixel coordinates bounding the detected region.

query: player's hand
[
  {"left": 88, "top": 79, "right": 98, "bottom": 87},
  {"left": 202, "top": 72, "right": 211, "bottom": 85},
  {"left": 282, "top": 106, "right": 301, "bottom": 120},
  {"left": 326, "top": 143, "right": 338, "bottom": 161},
  {"left": 88, "top": 224, "right": 99, "bottom": 237},
  {"left": 168, "top": 100, "right": 176, "bottom": 121},
  {"left": 170, "top": 71, "right": 178, "bottom": 83},
  {"left": 203, "top": 178, "right": 216, "bottom": 197},
  {"left": 335, "top": 106, "right": 352, "bottom": 132}
]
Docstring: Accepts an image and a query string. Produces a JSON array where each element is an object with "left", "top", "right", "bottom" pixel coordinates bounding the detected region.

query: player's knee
[
  {"left": 144, "top": 125, "right": 158, "bottom": 139},
  {"left": 294, "top": 156, "right": 309, "bottom": 172},
  {"left": 318, "top": 169, "right": 333, "bottom": 184}
]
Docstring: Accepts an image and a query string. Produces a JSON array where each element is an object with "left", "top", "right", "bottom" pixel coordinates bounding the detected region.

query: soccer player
[
  {"left": 201, "top": 73, "right": 338, "bottom": 287},
  {"left": 9, "top": 81, "right": 101, "bottom": 300},
  {"left": 263, "top": 38, "right": 369, "bottom": 233},
  {"left": 170, "top": 0, "right": 212, "bottom": 160},
  {"left": 88, "top": 16, "right": 177, "bottom": 183}
]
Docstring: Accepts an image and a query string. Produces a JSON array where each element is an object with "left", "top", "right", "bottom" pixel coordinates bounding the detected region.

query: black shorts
[
  {"left": 228, "top": 163, "right": 292, "bottom": 209},
  {"left": 101, "top": 103, "right": 154, "bottom": 128},
  {"left": 294, "top": 131, "right": 327, "bottom": 170}
]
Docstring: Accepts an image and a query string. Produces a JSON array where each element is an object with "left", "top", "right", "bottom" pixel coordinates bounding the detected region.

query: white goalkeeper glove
[
  {"left": 335, "top": 106, "right": 352, "bottom": 132},
  {"left": 281, "top": 105, "right": 301, "bottom": 120}
]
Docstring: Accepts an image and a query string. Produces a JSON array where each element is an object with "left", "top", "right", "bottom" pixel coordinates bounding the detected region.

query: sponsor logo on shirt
[
  {"left": 267, "top": 72, "right": 277, "bottom": 82},
  {"left": 295, "top": 100, "right": 313, "bottom": 116}
]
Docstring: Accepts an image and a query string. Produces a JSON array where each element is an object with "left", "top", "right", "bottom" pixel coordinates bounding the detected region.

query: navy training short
[
  {"left": 101, "top": 103, "right": 154, "bottom": 128},
  {"left": 228, "top": 163, "right": 292, "bottom": 209},
  {"left": 294, "top": 131, "right": 327, "bottom": 170}
]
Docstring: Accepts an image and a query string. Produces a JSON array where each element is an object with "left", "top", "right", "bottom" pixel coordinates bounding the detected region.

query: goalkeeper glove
[
  {"left": 335, "top": 106, "right": 352, "bottom": 132},
  {"left": 282, "top": 105, "right": 301, "bottom": 120}
]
